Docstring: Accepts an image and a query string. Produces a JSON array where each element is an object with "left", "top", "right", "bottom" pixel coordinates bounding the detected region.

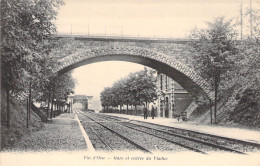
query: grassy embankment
[{"left": 1, "top": 88, "right": 43, "bottom": 150}]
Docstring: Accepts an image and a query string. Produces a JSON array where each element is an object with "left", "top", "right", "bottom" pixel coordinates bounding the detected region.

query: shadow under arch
[{"left": 54, "top": 45, "right": 214, "bottom": 101}]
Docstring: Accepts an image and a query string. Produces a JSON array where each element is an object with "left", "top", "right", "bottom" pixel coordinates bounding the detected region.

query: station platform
[{"left": 103, "top": 113, "right": 260, "bottom": 145}]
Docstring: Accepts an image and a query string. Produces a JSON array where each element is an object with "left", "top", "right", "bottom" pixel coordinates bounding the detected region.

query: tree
[
  {"left": 36, "top": 71, "right": 75, "bottom": 118},
  {"left": 100, "top": 87, "right": 112, "bottom": 112},
  {"left": 100, "top": 68, "right": 157, "bottom": 114},
  {"left": 1, "top": 0, "right": 64, "bottom": 127},
  {"left": 225, "top": 39, "right": 260, "bottom": 126},
  {"left": 189, "top": 17, "right": 238, "bottom": 123},
  {"left": 132, "top": 68, "right": 157, "bottom": 108}
]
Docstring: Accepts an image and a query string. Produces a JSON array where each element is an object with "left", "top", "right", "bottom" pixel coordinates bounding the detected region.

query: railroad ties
[{"left": 75, "top": 110, "right": 260, "bottom": 154}]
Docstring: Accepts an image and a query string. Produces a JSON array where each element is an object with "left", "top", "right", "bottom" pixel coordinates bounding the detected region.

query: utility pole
[
  {"left": 70, "top": 24, "right": 72, "bottom": 34},
  {"left": 250, "top": 0, "right": 253, "bottom": 40},
  {"left": 240, "top": 0, "right": 243, "bottom": 40}
]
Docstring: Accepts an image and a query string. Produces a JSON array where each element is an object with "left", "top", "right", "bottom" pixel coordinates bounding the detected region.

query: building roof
[{"left": 72, "top": 95, "right": 87, "bottom": 100}]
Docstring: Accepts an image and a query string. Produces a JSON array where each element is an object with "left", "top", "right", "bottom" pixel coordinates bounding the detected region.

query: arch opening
[{"left": 55, "top": 46, "right": 214, "bottom": 101}]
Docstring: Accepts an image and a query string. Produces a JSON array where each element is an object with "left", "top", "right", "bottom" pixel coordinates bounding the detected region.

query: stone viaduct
[{"left": 52, "top": 34, "right": 214, "bottom": 101}]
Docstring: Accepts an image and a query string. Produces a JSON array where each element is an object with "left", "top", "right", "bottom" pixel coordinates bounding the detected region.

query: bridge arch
[{"left": 54, "top": 45, "right": 214, "bottom": 100}]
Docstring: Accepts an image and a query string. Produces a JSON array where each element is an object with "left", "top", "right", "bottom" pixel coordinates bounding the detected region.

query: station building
[{"left": 156, "top": 72, "right": 193, "bottom": 118}]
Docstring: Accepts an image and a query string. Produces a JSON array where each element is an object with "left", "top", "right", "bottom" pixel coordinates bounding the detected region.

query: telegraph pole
[
  {"left": 240, "top": 0, "right": 243, "bottom": 40},
  {"left": 250, "top": 0, "right": 253, "bottom": 40}
]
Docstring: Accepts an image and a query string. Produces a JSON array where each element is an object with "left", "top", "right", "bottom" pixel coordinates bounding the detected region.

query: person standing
[
  {"left": 143, "top": 107, "right": 148, "bottom": 119},
  {"left": 151, "top": 105, "right": 155, "bottom": 119}
]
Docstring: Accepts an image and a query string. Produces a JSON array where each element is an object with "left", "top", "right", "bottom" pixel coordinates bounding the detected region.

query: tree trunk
[
  {"left": 126, "top": 101, "right": 129, "bottom": 115},
  {"left": 27, "top": 97, "right": 29, "bottom": 128},
  {"left": 47, "top": 89, "right": 51, "bottom": 119},
  {"left": 135, "top": 104, "right": 137, "bottom": 115},
  {"left": 214, "top": 74, "right": 219, "bottom": 124},
  {"left": 54, "top": 102, "right": 57, "bottom": 118},
  {"left": 209, "top": 99, "right": 212, "bottom": 124},
  {"left": 50, "top": 91, "right": 54, "bottom": 119},
  {"left": 70, "top": 102, "right": 72, "bottom": 113},
  {"left": 6, "top": 85, "right": 10, "bottom": 128}
]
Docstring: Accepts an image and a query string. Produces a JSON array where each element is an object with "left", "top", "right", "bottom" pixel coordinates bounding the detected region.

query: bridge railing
[{"left": 54, "top": 32, "right": 191, "bottom": 42}]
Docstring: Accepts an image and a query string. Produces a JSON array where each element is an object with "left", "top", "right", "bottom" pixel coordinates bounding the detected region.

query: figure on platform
[
  {"left": 151, "top": 105, "right": 155, "bottom": 119},
  {"left": 143, "top": 107, "right": 148, "bottom": 119}
]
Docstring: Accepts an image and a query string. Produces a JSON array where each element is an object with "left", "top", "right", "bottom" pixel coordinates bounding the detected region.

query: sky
[
  {"left": 71, "top": 62, "right": 147, "bottom": 111},
  {"left": 55, "top": 0, "right": 259, "bottom": 110},
  {"left": 71, "top": 61, "right": 146, "bottom": 97},
  {"left": 56, "top": 0, "right": 259, "bottom": 38}
]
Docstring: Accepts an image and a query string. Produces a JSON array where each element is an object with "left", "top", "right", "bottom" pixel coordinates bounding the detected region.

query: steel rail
[
  {"left": 84, "top": 113, "right": 206, "bottom": 153},
  {"left": 77, "top": 111, "right": 152, "bottom": 153},
  {"left": 97, "top": 113, "right": 260, "bottom": 150},
  {"left": 89, "top": 125, "right": 113, "bottom": 151},
  {"left": 93, "top": 113, "right": 247, "bottom": 154},
  {"left": 121, "top": 122, "right": 245, "bottom": 154},
  {"left": 76, "top": 110, "right": 113, "bottom": 151},
  {"left": 132, "top": 119, "right": 260, "bottom": 149}
]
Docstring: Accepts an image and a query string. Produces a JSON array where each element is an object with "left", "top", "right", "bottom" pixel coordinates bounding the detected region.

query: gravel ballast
[{"left": 5, "top": 113, "right": 87, "bottom": 152}]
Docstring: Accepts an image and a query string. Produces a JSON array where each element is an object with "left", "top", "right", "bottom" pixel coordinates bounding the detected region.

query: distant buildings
[
  {"left": 86, "top": 96, "right": 93, "bottom": 110},
  {"left": 67, "top": 95, "right": 91, "bottom": 111},
  {"left": 156, "top": 72, "right": 193, "bottom": 118}
]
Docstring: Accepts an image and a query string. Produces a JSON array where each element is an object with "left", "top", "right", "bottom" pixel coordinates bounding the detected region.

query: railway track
[
  {"left": 130, "top": 120, "right": 260, "bottom": 153},
  {"left": 90, "top": 113, "right": 237, "bottom": 153},
  {"left": 78, "top": 110, "right": 196, "bottom": 153},
  {"left": 89, "top": 112, "right": 260, "bottom": 154},
  {"left": 120, "top": 122, "right": 245, "bottom": 154},
  {"left": 76, "top": 110, "right": 152, "bottom": 153},
  {"left": 88, "top": 125, "right": 113, "bottom": 151}
]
